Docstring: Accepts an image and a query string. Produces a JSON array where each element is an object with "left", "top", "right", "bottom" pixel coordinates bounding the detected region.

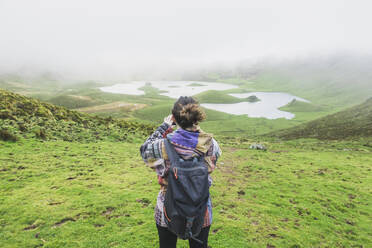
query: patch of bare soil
[
  {"left": 75, "top": 101, "right": 146, "bottom": 113},
  {"left": 53, "top": 217, "right": 76, "bottom": 228},
  {"left": 67, "top": 95, "right": 93, "bottom": 101},
  {"left": 23, "top": 224, "right": 39, "bottom": 230},
  {"left": 270, "top": 150, "right": 289, "bottom": 153},
  {"left": 101, "top": 207, "right": 115, "bottom": 217},
  {"left": 47, "top": 201, "right": 64, "bottom": 206},
  {"left": 136, "top": 198, "right": 151, "bottom": 207}
]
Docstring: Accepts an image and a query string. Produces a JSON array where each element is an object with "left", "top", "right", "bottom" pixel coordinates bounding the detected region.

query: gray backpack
[{"left": 163, "top": 139, "right": 210, "bottom": 244}]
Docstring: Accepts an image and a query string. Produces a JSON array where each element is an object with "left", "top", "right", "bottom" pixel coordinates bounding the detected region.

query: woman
[{"left": 140, "top": 96, "right": 221, "bottom": 248}]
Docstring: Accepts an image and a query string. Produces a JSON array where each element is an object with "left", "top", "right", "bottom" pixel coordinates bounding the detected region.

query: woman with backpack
[{"left": 140, "top": 96, "right": 221, "bottom": 248}]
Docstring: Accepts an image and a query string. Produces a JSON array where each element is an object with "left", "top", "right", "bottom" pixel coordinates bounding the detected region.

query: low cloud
[{"left": 0, "top": 0, "right": 371, "bottom": 80}]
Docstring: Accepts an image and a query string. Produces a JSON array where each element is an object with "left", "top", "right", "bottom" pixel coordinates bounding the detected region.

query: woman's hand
[{"left": 164, "top": 114, "right": 174, "bottom": 126}]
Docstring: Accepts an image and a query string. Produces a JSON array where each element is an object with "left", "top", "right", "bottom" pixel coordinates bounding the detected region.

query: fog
[{"left": 1, "top": 0, "right": 372, "bottom": 80}]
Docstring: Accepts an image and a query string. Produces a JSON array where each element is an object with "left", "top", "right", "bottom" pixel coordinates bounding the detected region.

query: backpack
[{"left": 163, "top": 138, "right": 210, "bottom": 244}]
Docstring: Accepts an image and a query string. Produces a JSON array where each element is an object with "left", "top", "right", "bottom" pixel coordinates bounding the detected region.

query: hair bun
[
  {"left": 179, "top": 103, "right": 205, "bottom": 123},
  {"left": 172, "top": 96, "right": 206, "bottom": 129}
]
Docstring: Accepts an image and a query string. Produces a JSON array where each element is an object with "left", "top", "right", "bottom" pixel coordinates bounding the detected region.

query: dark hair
[{"left": 172, "top": 96, "right": 206, "bottom": 129}]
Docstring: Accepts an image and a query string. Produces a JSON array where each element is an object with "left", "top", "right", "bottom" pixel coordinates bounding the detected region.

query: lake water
[
  {"left": 99, "top": 81, "right": 238, "bottom": 98},
  {"left": 99, "top": 81, "right": 309, "bottom": 119},
  {"left": 202, "top": 92, "right": 310, "bottom": 119},
  {"left": 99, "top": 81, "right": 147, "bottom": 95}
]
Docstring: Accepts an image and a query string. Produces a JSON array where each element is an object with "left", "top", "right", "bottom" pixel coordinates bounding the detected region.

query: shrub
[
  {"left": 35, "top": 106, "right": 52, "bottom": 118},
  {"left": 18, "top": 123, "right": 27, "bottom": 132},
  {"left": 33, "top": 128, "right": 47, "bottom": 140},
  {"left": 0, "top": 110, "right": 17, "bottom": 120},
  {"left": 0, "top": 129, "right": 19, "bottom": 142}
]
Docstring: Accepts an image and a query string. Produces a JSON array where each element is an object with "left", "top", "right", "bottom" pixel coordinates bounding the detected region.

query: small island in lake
[
  {"left": 187, "top": 83, "right": 205, "bottom": 87},
  {"left": 245, "top": 95, "right": 260, "bottom": 102}
]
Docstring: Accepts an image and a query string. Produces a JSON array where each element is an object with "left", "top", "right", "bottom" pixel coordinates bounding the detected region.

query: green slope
[
  {"left": 280, "top": 99, "right": 325, "bottom": 113},
  {"left": 0, "top": 89, "right": 154, "bottom": 142},
  {"left": 0, "top": 139, "right": 371, "bottom": 247},
  {"left": 273, "top": 97, "right": 372, "bottom": 140},
  {"left": 194, "top": 90, "right": 244, "bottom": 103},
  {"left": 194, "top": 90, "right": 260, "bottom": 104},
  {"left": 251, "top": 55, "right": 372, "bottom": 108},
  {"left": 0, "top": 89, "right": 371, "bottom": 247},
  {"left": 47, "top": 95, "right": 104, "bottom": 109}
]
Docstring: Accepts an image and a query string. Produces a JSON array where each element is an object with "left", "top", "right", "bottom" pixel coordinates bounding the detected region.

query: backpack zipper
[{"left": 172, "top": 166, "right": 206, "bottom": 172}]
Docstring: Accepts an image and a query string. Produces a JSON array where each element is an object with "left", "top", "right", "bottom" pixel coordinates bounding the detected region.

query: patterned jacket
[{"left": 140, "top": 122, "right": 221, "bottom": 227}]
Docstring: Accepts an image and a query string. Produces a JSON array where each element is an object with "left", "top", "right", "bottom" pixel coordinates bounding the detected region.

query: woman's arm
[
  {"left": 204, "top": 138, "right": 222, "bottom": 173},
  {"left": 140, "top": 116, "right": 174, "bottom": 176}
]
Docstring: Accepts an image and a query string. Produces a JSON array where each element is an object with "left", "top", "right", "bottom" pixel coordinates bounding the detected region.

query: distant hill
[
  {"left": 190, "top": 54, "right": 372, "bottom": 110},
  {"left": 47, "top": 94, "right": 103, "bottom": 109},
  {"left": 279, "top": 99, "right": 325, "bottom": 112},
  {"left": 251, "top": 54, "right": 372, "bottom": 108},
  {"left": 0, "top": 73, "right": 63, "bottom": 94},
  {"left": 272, "top": 98, "right": 372, "bottom": 140},
  {"left": 194, "top": 90, "right": 243, "bottom": 103},
  {"left": 194, "top": 90, "right": 260, "bottom": 104},
  {"left": 0, "top": 89, "right": 154, "bottom": 142}
]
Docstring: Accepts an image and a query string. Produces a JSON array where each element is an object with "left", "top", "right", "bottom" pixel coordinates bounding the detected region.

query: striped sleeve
[
  {"left": 140, "top": 122, "right": 172, "bottom": 177},
  {"left": 205, "top": 138, "right": 222, "bottom": 173}
]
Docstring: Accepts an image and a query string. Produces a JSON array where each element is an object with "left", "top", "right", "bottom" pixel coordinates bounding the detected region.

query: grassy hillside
[
  {"left": 194, "top": 90, "right": 244, "bottom": 103},
  {"left": 0, "top": 86, "right": 371, "bottom": 247},
  {"left": 0, "top": 74, "right": 63, "bottom": 94},
  {"left": 2, "top": 63, "right": 371, "bottom": 139},
  {"left": 0, "top": 74, "right": 330, "bottom": 136},
  {"left": 193, "top": 90, "right": 261, "bottom": 104},
  {"left": 0, "top": 89, "right": 154, "bottom": 142},
  {"left": 279, "top": 99, "right": 325, "bottom": 113},
  {"left": 133, "top": 102, "right": 235, "bottom": 124},
  {"left": 250, "top": 55, "right": 372, "bottom": 109},
  {"left": 133, "top": 104, "right": 174, "bottom": 123},
  {"left": 0, "top": 138, "right": 371, "bottom": 247},
  {"left": 272, "top": 98, "right": 372, "bottom": 140},
  {"left": 47, "top": 95, "right": 104, "bottom": 109},
  {"left": 192, "top": 55, "right": 372, "bottom": 116}
]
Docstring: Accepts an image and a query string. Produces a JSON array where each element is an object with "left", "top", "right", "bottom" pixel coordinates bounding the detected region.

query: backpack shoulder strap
[{"left": 164, "top": 138, "right": 180, "bottom": 165}]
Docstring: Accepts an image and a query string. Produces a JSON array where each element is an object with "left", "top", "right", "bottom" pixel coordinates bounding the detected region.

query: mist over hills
[
  {"left": 1, "top": 52, "right": 371, "bottom": 85},
  {"left": 253, "top": 54, "right": 372, "bottom": 105},
  {"left": 1, "top": 53, "right": 371, "bottom": 141}
]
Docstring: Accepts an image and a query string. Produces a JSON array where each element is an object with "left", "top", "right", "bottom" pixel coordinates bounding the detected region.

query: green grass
[
  {"left": 273, "top": 97, "right": 372, "bottom": 140},
  {"left": 138, "top": 83, "right": 170, "bottom": 98},
  {"left": 1, "top": 138, "right": 371, "bottom": 247},
  {"left": 0, "top": 75, "right": 360, "bottom": 139},
  {"left": 1, "top": 72, "right": 371, "bottom": 140},
  {"left": 47, "top": 95, "right": 104, "bottom": 109},
  {"left": 201, "top": 116, "right": 298, "bottom": 138},
  {"left": 194, "top": 90, "right": 245, "bottom": 104},
  {"left": 279, "top": 99, "right": 325, "bottom": 113},
  {"left": 251, "top": 73, "right": 372, "bottom": 110},
  {"left": 133, "top": 104, "right": 174, "bottom": 123},
  {"left": 132, "top": 104, "right": 300, "bottom": 138},
  {"left": 1, "top": 76, "right": 372, "bottom": 247},
  {"left": 0, "top": 88, "right": 154, "bottom": 143}
]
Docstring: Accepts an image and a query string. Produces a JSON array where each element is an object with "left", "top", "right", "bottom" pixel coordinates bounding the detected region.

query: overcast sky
[{"left": 0, "top": 0, "right": 371, "bottom": 79}]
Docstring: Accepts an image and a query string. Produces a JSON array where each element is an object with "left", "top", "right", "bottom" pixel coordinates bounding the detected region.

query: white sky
[{"left": 0, "top": 0, "right": 371, "bottom": 79}]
